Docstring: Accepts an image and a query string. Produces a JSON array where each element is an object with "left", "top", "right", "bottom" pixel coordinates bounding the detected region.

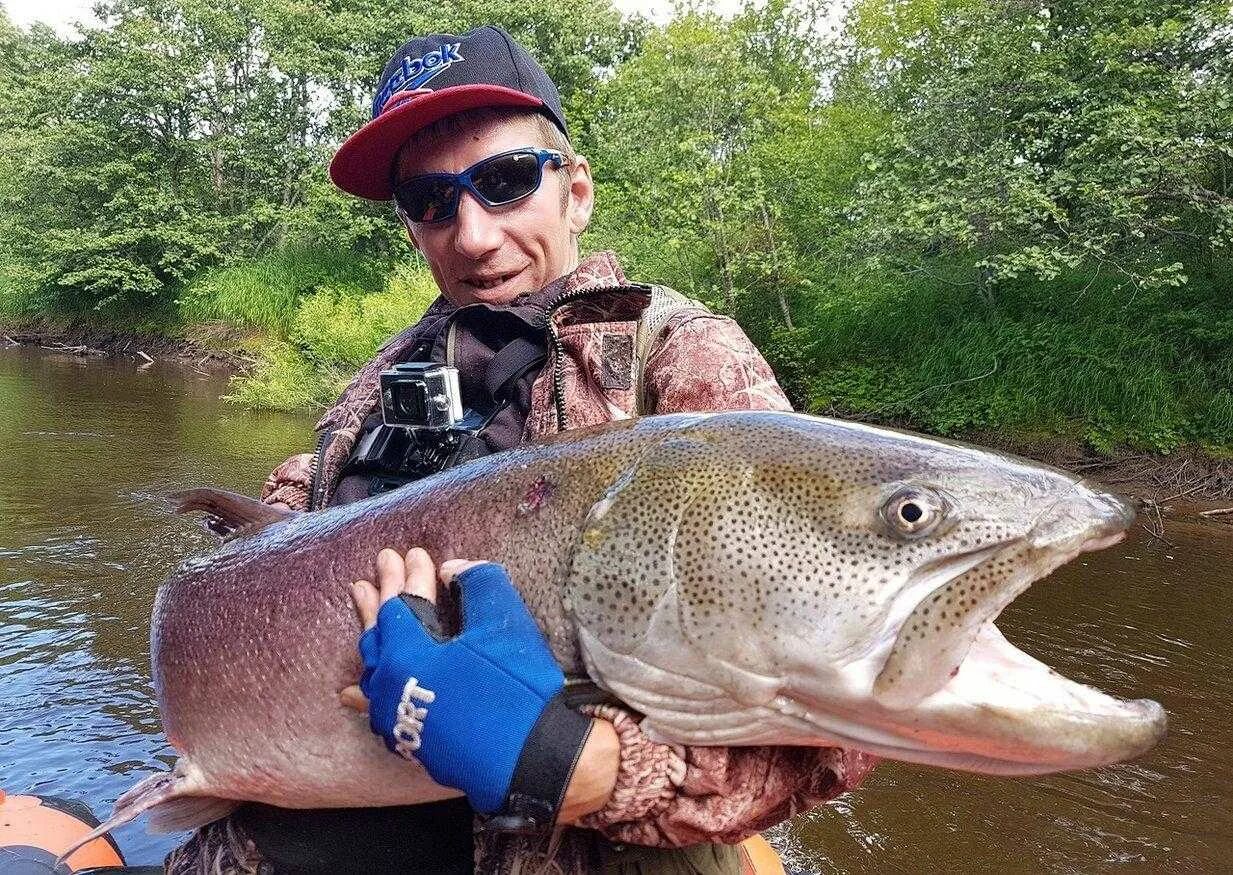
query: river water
[{"left": 0, "top": 346, "right": 1229, "bottom": 872}]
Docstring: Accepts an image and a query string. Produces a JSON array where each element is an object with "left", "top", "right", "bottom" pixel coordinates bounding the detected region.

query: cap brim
[{"left": 329, "top": 85, "right": 546, "bottom": 200}]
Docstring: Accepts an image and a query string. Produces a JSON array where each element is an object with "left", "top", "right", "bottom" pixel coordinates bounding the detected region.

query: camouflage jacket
[{"left": 255, "top": 251, "right": 875, "bottom": 868}]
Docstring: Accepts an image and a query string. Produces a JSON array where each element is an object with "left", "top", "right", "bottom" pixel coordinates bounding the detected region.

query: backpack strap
[{"left": 633, "top": 284, "right": 711, "bottom": 415}]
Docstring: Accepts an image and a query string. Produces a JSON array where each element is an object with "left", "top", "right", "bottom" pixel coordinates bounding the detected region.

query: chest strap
[{"left": 633, "top": 285, "right": 710, "bottom": 414}]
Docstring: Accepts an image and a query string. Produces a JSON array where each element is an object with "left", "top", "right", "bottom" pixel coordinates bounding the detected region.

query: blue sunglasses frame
[{"left": 392, "top": 147, "right": 569, "bottom": 224}]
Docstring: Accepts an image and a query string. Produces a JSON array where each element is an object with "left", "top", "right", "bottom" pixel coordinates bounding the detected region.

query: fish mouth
[
  {"left": 905, "top": 527, "right": 1165, "bottom": 770},
  {"left": 789, "top": 493, "right": 1167, "bottom": 775}
]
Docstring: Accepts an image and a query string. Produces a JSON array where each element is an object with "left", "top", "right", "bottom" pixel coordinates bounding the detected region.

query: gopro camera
[
  {"left": 349, "top": 362, "right": 489, "bottom": 489},
  {"left": 380, "top": 362, "right": 464, "bottom": 430}
]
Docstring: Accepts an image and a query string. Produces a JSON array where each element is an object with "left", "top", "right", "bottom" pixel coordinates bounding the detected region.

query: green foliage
[
  {"left": 221, "top": 257, "right": 439, "bottom": 410},
  {"left": 836, "top": 0, "right": 1233, "bottom": 295},
  {"left": 580, "top": 0, "right": 841, "bottom": 334},
  {"left": 801, "top": 267, "right": 1233, "bottom": 452},
  {"left": 0, "top": 0, "right": 631, "bottom": 316},
  {"left": 222, "top": 339, "right": 339, "bottom": 411},
  {"left": 181, "top": 246, "right": 387, "bottom": 331},
  {"left": 289, "top": 263, "right": 438, "bottom": 365}
]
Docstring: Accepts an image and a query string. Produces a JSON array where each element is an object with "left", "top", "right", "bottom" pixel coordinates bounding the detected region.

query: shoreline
[
  {"left": 1, "top": 319, "right": 252, "bottom": 373},
  {"left": 5, "top": 323, "right": 1233, "bottom": 510}
]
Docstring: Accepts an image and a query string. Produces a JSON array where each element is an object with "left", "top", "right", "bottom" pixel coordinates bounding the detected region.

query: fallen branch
[
  {"left": 2, "top": 334, "right": 17, "bottom": 347},
  {"left": 1161, "top": 484, "right": 1204, "bottom": 503},
  {"left": 1138, "top": 500, "right": 1171, "bottom": 544},
  {"left": 1198, "top": 507, "right": 1233, "bottom": 518},
  {"left": 39, "top": 341, "right": 104, "bottom": 356},
  {"left": 136, "top": 350, "right": 154, "bottom": 364}
]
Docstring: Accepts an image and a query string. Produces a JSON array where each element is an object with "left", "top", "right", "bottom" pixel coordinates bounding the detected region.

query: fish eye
[{"left": 880, "top": 486, "right": 948, "bottom": 540}]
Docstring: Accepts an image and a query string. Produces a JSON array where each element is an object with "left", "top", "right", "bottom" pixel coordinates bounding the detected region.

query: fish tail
[{"left": 55, "top": 766, "right": 239, "bottom": 867}]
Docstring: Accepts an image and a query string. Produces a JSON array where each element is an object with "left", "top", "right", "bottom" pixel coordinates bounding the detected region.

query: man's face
[{"left": 394, "top": 114, "right": 594, "bottom": 306}]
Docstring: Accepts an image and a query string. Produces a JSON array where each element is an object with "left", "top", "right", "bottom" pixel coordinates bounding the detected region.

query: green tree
[
  {"left": 0, "top": 0, "right": 633, "bottom": 317},
  {"left": 580, "top": 0, "right": 842, "bottom": 338},
  {"left": 835, "top": 0, "right": 1233, "bottom": 297}
]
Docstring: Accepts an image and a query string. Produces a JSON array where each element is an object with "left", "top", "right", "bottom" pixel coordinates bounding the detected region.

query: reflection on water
[
  {"left": 2, "top": 346, "right": 1231, "bottom": 871},
  {"left": 0, "top": 347, "right": 313, "bottom": 864}
]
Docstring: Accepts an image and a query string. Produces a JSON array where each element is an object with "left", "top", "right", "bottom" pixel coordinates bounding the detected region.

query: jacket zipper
[
  {"left": 306, "top": 431, "right": 327, "bottom": 511},
  {"left": 545, "top": 287, "right": 591, "bottom": 433}
]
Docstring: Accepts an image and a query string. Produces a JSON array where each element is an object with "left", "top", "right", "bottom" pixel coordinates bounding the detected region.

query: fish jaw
[
  {"left": 776, "top": 491, "right": 1167, "bottom": 775},
  {"left": 777, "top": 620, "right": 1166, "bottom": 775}
]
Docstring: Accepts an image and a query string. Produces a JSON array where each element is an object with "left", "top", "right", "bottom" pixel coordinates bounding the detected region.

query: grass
[
  {"left": 217, "top": 256, "right": 440, "bottom": 411},
  {"left": 179, "top": 245, "right": 390, "bottom": 332},
  {"left": 790, "top": 263, "right": 1233, "bottom": 453}
]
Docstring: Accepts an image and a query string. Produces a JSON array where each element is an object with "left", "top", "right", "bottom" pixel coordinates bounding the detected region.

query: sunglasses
[{"left": 393, "top": 148, "right": 570, "bottom": 224}]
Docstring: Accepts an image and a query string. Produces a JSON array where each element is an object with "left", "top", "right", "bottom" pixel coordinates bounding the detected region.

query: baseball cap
[{"left": 330, "top": 26, "right": 569, "bottom": 201}]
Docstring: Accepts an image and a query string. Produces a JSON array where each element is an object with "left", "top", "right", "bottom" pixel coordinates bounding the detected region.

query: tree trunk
[{"left": 760, "top": 198, "right": 794, "bottom": 330}]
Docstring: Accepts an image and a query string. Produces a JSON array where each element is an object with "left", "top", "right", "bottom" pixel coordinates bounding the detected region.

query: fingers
[
  {"left": 352, "top": 548, "right": 489, "bottom": 639},
  {"left": 376, "top": 548, "right": 407, "bottom": 605},
  {"left": 405, "top": 548, "right": 437, "bottom": 604},
  {"left": 375, "top": 547, "right": 438, "bottom": 606},
  {"left": 440, "top": 559, "right": 485, "bottom": 584},
  {"left": 353, "top": 546, "right": 436, "bottom": 630},
  {"left": 351, "top": 580, "right": 380, "bottom": 631},
  {"left": 339, "top": 684, "right": 369, "bottom": 712}
]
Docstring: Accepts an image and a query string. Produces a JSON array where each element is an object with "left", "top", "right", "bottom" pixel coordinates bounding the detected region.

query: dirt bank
[
  {"left": 969, "top": 431, "right": 1233, "bottom": 506},
  {"left": 1, "top": 320, "right": 254, "bottom": 373}
]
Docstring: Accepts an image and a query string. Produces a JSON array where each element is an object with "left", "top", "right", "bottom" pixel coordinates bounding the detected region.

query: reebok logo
[{"left": 373, "top": 42, "right": 465, "bottom": 116}]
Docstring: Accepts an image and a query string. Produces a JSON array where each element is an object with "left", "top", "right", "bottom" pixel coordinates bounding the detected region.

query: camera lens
[{"left": 392, "top": 382, "right": 428, "bottom": 424}]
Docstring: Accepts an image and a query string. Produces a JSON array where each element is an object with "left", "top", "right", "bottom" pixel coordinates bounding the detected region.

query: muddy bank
[
  {"left": 970, "top": 431, "right": 1233, "bottom": 506},
  {"left": 1, "top": 319, "right": 254, "bottom": 373}
]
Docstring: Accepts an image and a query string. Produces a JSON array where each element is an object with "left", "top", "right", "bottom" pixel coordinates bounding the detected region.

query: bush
[
  {"left": 222, "top": 257, "right": 439, "bottom": 410},
  {"left": 290, "top": 263, "right": 439, "bottom": 367},
  {"left": 222, "top": 340, "right": 341, "bottom": 412},
  {"left": 181, "top": 246, "right": 387, "bottom": 332},
  {"left": 799, "top": 267, "right": 1233, "bottom": 453}
]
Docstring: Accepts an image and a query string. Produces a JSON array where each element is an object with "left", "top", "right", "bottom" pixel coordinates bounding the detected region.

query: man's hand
[
  {"left": 338, "top": 548, "right": 480, "bottom": 711},
  {"left": 339, "top": 548, "right": 616, "bottom": 825}
]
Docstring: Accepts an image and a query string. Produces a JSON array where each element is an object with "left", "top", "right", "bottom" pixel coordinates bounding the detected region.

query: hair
[{"left": 392, "top": 106, "right": 576, "bottom": 222}]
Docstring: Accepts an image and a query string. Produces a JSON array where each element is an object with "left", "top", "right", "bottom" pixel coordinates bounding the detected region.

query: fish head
[{"left": 567, "top": 411, "right": 1165, "bottom": 775}]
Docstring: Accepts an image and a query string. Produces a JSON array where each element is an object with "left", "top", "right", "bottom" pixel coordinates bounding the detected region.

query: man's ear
[{"left": 566, "top": 154, "right": 594, "bottom": 236}]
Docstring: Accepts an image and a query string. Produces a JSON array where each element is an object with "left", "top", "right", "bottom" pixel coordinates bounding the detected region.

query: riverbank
[
  {"left": 5, "top": 328, "right": 1233, "bottom": 509},
  {"left": 963, "top": 431, "right": 1233, "bottom": 504},
  {"left": 1, "top": 319, "right": 253, "bottom": 373}
]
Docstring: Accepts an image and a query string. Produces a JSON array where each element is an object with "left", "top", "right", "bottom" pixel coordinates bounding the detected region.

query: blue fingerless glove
[{"left": 359, "top": 563, "right": 592, "bottom": 820}]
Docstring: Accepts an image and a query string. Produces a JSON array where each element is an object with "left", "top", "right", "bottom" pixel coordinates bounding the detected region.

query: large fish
[{"left": 77, "top": 411, "right": 1166, "bottom": 842}]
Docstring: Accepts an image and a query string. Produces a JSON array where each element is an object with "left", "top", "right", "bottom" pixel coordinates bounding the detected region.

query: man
[{"left": 169, "top": 25, "right": 872, "bottom": 875}]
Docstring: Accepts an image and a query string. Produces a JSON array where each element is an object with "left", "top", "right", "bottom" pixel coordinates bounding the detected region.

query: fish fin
[
  {"left": 171, "top": 487, "right": 296, "bottom": 541},
  {"left": 55, "top": 767, "right": 224, "bottom": 867},
  {"left": 148, "top": 795, "right": 240, "bottom": 833}
]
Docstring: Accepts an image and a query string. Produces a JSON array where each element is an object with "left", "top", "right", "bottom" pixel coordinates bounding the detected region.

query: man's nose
[{"left": 451, "top": 190, "right": 502, "bottom": 258}]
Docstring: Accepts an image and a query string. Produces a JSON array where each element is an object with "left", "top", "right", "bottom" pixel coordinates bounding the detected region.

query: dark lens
[
  {"left": 471, "top": 152, "right": 542, "bottom": 206},
  {"left": 391, "top": 381, "right": 428, "bottom": 423},
  {"left": 396, "top": 177, "right": 458, "bottom": 223}
]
